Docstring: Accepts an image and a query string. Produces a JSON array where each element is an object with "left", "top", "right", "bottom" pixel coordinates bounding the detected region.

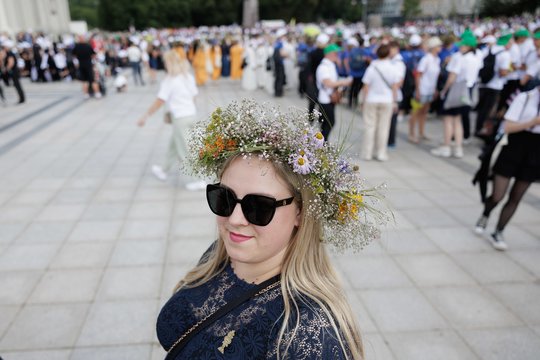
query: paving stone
[
  {"left": 93, "top": 188, "right": 136, "bottom": 203},
  {"left": 170, "top": 216, "right": 217, "bottom": 239},
  {"left": 0, "top": 349, "right": 71, "bottom": 360},
  {"left": 384, "top": 330, "right": 478, "bottom": 360},
  {"left": 51, "top": 188, "right": 95, "bottom": 205},
  {"left": 394, "top": 254, "right": 476, "bottom": 287},
  {"left": 362, "top": 332, "right": 396, "bottom": 360},
  {"left": 452, "top": 252, "right": 534, "bottom": 284},
  {"left": 488, "top": 283, "right": 540, "bottom": 325},
  {"left": 71, "top": 344, "right": 153, "bottom": 360},
  {"left": 76, "top": 300, "right": 157, "bottom": 346},
  {"left": 0, "top": 205, "right": 41, "bottom": 222},
  {"left": 424, "top": 227, "right": 492, "bottom": 253},
  {"left": 400, "top": 208, "right": 460, "bottom": 228},
  {"left": 0, "top": 243, "right": 60, "bottom": 271},
  {"left": 122, "top": 219, "right": 169, "bottom": 240},
  {"left": 28, "top": 269, "right": 102, "bottom": 303},
  {"left": 424, "top": 286, "right": 522, "bottom": 329},
  {"left": 0, "top": 303, "right": 88, "bottom": 350},
  {"left": 127, "top": 201, "right": 173, "bottom": 219},
  {"left": 82, "top": 202, "right": 130, "bottom": 221},
  {"left": 36, "top": 204, "right": 86, "bottom": 222},
  {"left": 16, "top": 221, "right": 75, "bottom": 244},
  {"left": 380, "top": 229, "right": 440, "bottom": 254},
  {"left": 8, "top": 190, "right": 55, "bottom": 205},
  {"left": 0, "top": 222, "right": 26, "bottom": 244},
  {"left": 340, "top": 256, "right": 413, "bottom": 289},
  {"left": 462, "top": 327, "right": 540, "bottom": 360},
  {"left": 109, "top": 240, "right": 166, "bottom": 266},
  {"left": 507, "top": 250, "right": 540, "bottom": 277},
  {"left": 96, "top": 266, "right": 161, "bottom": 301},
  {"left": 0, "top": 305, "right": 19, "bottom": 337},
  {"left": 68, "top": 220, "right": 123, "bottom": 242},
  {"left": 360, "top": 288, "right": 448, "bottom": 332},
  {"left": 0, "top": 271, "right": 43, "bottom": 305},
  {"left": 50, "top": 242, "right": 113, "bottom": 269}
]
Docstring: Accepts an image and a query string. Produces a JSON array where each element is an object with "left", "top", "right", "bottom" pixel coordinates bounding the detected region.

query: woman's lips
[{"left": 229, "top": 231, "right": 253, "bottom": 243}]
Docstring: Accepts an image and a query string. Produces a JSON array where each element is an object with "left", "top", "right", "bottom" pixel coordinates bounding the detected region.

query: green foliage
[
  {"left": 479, "top": 0, "right": 539, "bottom": 16},
  {"left": 402, "top": 0, "right": 421, "bottom": 19},
  {"left": 70, "top": 0, "right": 370, "bottom": 30}
]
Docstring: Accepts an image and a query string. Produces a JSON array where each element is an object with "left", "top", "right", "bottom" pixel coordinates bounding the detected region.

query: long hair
[
  {"left": 175, "top": 154, "right": 364, "bottom": 359},
  {"left": 163, "top": 50, "right": 190, "bottom": 77}
]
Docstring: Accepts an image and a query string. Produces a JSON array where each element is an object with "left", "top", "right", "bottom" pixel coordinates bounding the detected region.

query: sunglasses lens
[
  {"left": 242, "top": 195, "right": 276, "bottom": 226},
  {"left": 207, "top": 185, "right": 235, "bottom": 217}
]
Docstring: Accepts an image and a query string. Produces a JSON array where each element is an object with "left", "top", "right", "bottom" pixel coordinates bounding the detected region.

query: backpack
[
  {"left": 479, "top": 49, "right": 502, "bottom": 84},
  {"left": 402, "top": 50, "right": 423, "bottom": 98},
  {"left": 349, "top": 47, "right": 367, "bottom": 74}
]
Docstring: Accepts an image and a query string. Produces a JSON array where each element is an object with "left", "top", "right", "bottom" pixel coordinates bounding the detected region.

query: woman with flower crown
[{"left": 157, "top": 100, "right": 388, "bottom": 359}]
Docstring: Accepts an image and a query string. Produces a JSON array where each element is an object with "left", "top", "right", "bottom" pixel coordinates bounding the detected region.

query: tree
[
  {"left": 402, "top": 0, "right": 421, "bottom": 19},
  {"left": 69, "top": 0, "right": 99, "bottom": 27},
  {"left": 479, "top": 0, "right": 538, "bottom": 17}
]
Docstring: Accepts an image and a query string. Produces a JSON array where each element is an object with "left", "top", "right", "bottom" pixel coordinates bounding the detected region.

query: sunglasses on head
[{"left": 206, "top": 183, "right": 295, "bottom": 226}]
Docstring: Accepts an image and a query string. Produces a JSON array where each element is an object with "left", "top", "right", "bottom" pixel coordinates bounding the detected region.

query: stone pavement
[{"left": 0, "top": 75, "right": 539, "bottom": 360}]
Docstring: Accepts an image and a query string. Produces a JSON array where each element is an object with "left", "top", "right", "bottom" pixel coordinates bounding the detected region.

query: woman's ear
[{"left": 294, "top": 207, "right": 301, "bottom": 227}]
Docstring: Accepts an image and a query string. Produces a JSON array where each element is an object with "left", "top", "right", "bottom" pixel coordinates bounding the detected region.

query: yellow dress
[
  {"left": 190, "top": 47, "right": 208, "bottom": 86},
  {"left": 175, "top": 46, "right": 187, "bottom": 60},
  {"left": 211, "top": 45, "right": 222, "bottom": 80},
  {"left": 230, "top": 44, "right": 244, "bottom": 80}
]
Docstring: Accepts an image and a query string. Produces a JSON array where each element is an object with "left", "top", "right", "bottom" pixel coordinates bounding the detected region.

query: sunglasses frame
[{"left": 206, "top": 183, "right": 295, "bottom": 226}]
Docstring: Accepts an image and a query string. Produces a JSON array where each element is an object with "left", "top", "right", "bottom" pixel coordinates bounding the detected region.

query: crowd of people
[{"left": 1, "top": 16, "right": 539, "bottom": 251}]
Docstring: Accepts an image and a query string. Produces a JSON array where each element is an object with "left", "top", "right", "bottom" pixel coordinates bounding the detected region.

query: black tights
[{"left": 482, "top": 175, "right": 531, "bottom": 232}]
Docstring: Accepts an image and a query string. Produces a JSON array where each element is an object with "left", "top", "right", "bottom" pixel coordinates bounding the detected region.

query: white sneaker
[
  {"left": 453, "top": 146, "right": 464, "bottom": 158},
  {"left": 95, "top": 92, "right": 102, "bottom": 99},
  {"left": 151, "top": 165, "right": 167, "bottom": 181},
  {"left": 489, "top": 231, "right": 508, "bottom": 251},
  {"left": 474, "top": 215, "right": 488, "bottom": 235},
  {"left": 430, "top": 146, "right": 451, "bottom": 158},
  {"left": 185, "top": 180, "right": 207, "bottom": 191}
]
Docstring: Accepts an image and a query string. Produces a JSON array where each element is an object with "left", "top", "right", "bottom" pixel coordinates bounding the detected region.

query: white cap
[
  {"left": 275, "top": 28, "right": 287, "bottom": 38},
  {"left": 409, "top": 34, "right": 422, "bottom": 47},
  {"left": 316, "top": 33, "right": 330, "bottom": 46},
  {"left": 1, "top": 39, "right": 14, "bottom": 48},
  {"left": 426, "top": 37, "right": 442, "bottom": 49},
  {"left": 347, "top": 38, "right": 359, "bottom": 47},
  {"left": 481, "top": 35, "right": 496, "bottom": 44},
  {"left": 473, "top": 28, "right": 485, "bottom": 38}
]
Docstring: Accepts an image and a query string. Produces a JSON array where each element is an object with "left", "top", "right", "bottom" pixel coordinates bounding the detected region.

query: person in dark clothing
[
  {"left": 306, "top": 34, "right": 327, "bottom": 116},
  {"left": 273, "top": 37, "right": 287, "bottom": 97},
  {"left": 1, "top": 42, "right": 25, "bottom": 104},
  {"left": 72, "top": 36, "right": 101, "bottom": 98}
]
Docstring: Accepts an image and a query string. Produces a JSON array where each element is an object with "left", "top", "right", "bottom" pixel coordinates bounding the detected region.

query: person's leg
[
  {"left": 320, "top": 103, "right": 335, "bottom": 140},
  {"left": 482, "top": 174, "right": 512, "bottom": 217},
  {"left": 137, "top": 61, "right": 145, "bottom": 85},
  {"left": 387, "top": 108, "right": 398, "bottom": 147},
  {"left": 418, "top": 103, "right": 430, "bottom": 139},
  {"left": 376, "top": 103, "right": 393, "bottom": 160},
  {"left": 495, "top": 180, "right": 531, "bottom": 232},
  {"left": 461, "top": 103, "right": 471, "bottom": 140},
  {"left": 408, "top": 108, "right": 418, "bottom": 142},
  {"left": 361, "top": 102, "right": 377, "bottom": 159},
  {"left": 11, "top": 75, "right": 25, "bottom": 103}
]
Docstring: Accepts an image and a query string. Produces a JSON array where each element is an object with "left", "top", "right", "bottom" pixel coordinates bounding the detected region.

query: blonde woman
[
  {"left": 157, "top": 101, "right": 388, "bottom": 359},
  {"left": 137, "top": 50, "right": 204, "bottom": 190}
]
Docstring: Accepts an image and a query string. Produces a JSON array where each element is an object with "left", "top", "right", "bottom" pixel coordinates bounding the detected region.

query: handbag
[
  {"left": 330, "top": 88, "right": 343, "bottom": 104},
  {"left": 163, "top": 111, "right": 172, "bottom": 125},
  {"left": 443, "top": 80, "right": 471, "bottom": 109},
  {"left": 165, "top": 274, "right": 280, "bottom": 359}
]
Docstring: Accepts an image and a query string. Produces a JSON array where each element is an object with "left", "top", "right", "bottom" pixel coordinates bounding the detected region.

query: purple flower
[{"left": 338, "top": 159, "right": 351, "bottom": 174}]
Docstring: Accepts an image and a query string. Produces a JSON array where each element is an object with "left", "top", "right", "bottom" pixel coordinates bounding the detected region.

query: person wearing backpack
[
  {"left": 400, "top": 34, "right": 425, "bottom": 117},
  {"left": 475, "top": 34, "right": 512, "bottom": 139},
  {"left": 346, "top": 37, "right": 369, "bottom": 108}
]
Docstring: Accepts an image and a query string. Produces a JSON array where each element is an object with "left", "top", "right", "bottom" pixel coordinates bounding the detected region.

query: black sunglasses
[{"left": 206, "top": 184, "right": 295, "bottom": 226}]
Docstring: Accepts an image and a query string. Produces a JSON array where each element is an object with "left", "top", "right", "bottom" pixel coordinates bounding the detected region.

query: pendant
[{"left": 218, "top": 330, "right": 235, "bottom": 354}]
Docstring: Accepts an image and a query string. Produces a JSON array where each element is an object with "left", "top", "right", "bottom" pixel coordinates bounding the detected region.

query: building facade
[{"left": 0, "top": 0, "right": 71, "bottom": 35}]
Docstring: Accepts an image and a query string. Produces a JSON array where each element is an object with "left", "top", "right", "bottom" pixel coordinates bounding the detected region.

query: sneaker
[
  {"left": 489, "top": 231, "right": 508, "bottom": 251},
  {"left": 375, "top": 155, "right": 389, "bottom": 162},
  {"left": 151, "top": 165, "right": 167, "bottom": 181},
  {"left": 453, "top": 146, "right": 464, "bottom": 158},
  {"left": 185, "top": 180, "right": 207, "bottom": 191},
  {"left": 474, "top": 215, "right": 488, "bottom": 235},
  {"left": 94, "top": 92, "right": 102, "bottom": 99},
  {"left": 430, "top": 146, "right": 451, "bottom": 158}
]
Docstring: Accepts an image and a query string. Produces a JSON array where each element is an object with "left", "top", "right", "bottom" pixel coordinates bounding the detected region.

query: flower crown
[{"left": 186, "top": 99, "right": 389, "bottom": 251}]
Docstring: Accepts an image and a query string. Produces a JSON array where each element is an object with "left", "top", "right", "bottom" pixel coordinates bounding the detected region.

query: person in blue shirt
[{"left": 347, "top": 37, "right": 370, "bottom": 107}]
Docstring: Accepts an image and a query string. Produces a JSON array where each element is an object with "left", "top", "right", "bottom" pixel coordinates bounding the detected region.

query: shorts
[
  {"left": 419, "top": 94, "right": 434, "bottom": 104},
  {"left": 78, "top": 66, "right": 94, "bottom": 83},
  {"left": 493, "top": 131, "right": 540, "bottom": 182}
]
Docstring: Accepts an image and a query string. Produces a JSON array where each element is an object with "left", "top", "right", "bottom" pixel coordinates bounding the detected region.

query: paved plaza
[{"left": 0, "top": 75, "right": 540, "bottom": 360}]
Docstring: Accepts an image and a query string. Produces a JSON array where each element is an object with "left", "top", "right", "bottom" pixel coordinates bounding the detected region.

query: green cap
[
  {"left": 461, "top": 28, "right": 474, "bottom": 39},
  {"left": 534, "top": 31, "right": 540, "bottom": 40},
  {"left": 514, "top": 28, "right": 530, "bottom": 38},
  {"left": 457, "top": 35, "right": 477, "bottom": 48},
  {"left": 324, "top": 43, "right": 341, "bottom": 55},
  {"left": 497, "top": 34, "right": 512, "bottom": 46}
]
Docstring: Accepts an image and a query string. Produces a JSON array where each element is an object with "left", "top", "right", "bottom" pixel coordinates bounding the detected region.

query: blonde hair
[
  {"left": 175, "top": 154, "right": 364, "bottom": 359},
  {"left": 163, "top": 50, "right": 191, "bottom": 76}
]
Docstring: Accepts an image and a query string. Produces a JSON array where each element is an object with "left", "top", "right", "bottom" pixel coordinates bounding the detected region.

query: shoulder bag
[
  {"left": 443, "top": 79, "right": 471, "bottom": 110},
  {"left": 165, "top": 274, "right": 281, "bottom": 359}
]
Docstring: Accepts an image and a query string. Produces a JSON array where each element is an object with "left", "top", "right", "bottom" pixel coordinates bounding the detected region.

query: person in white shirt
[
  {"left": 137, "top": 50, "right": 204, "bottom": 190},
  {"left": 432, "top": 36, "right": 479, "bottom": 158},
  {"left": 127, "top": 41, "right": 145, "bottom": 86},
  {"left": 316, "top": 43, "right": 352, "bottom": 141},
  {"left": 475, "top": 85, "right": 540, "bottom": 251},
  {"left": 475, "top": 34, "right": 512, "bottom": 138},
  {"left": 520, "top": 30, "right": 540, "bottom": 90},
  {"left": 409, "top": 36, "right": 442, "bottom": 143},
  {"left": 360, "top": 44, "right": 400, "bottom": 161}
]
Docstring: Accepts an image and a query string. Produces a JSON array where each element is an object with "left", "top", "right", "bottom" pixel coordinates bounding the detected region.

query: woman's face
[{"left": 217, "top": 157, "right": 300, "bottom": 269}]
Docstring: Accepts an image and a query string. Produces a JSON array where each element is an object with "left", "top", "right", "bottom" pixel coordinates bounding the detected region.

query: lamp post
[{"left": 362, "top": 0, "right": 368, "bottom": 30}]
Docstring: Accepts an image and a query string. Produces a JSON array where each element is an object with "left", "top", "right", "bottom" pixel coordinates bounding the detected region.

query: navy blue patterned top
[{"left": 156, "top": 263, "right": 349, "bottom": 359}]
